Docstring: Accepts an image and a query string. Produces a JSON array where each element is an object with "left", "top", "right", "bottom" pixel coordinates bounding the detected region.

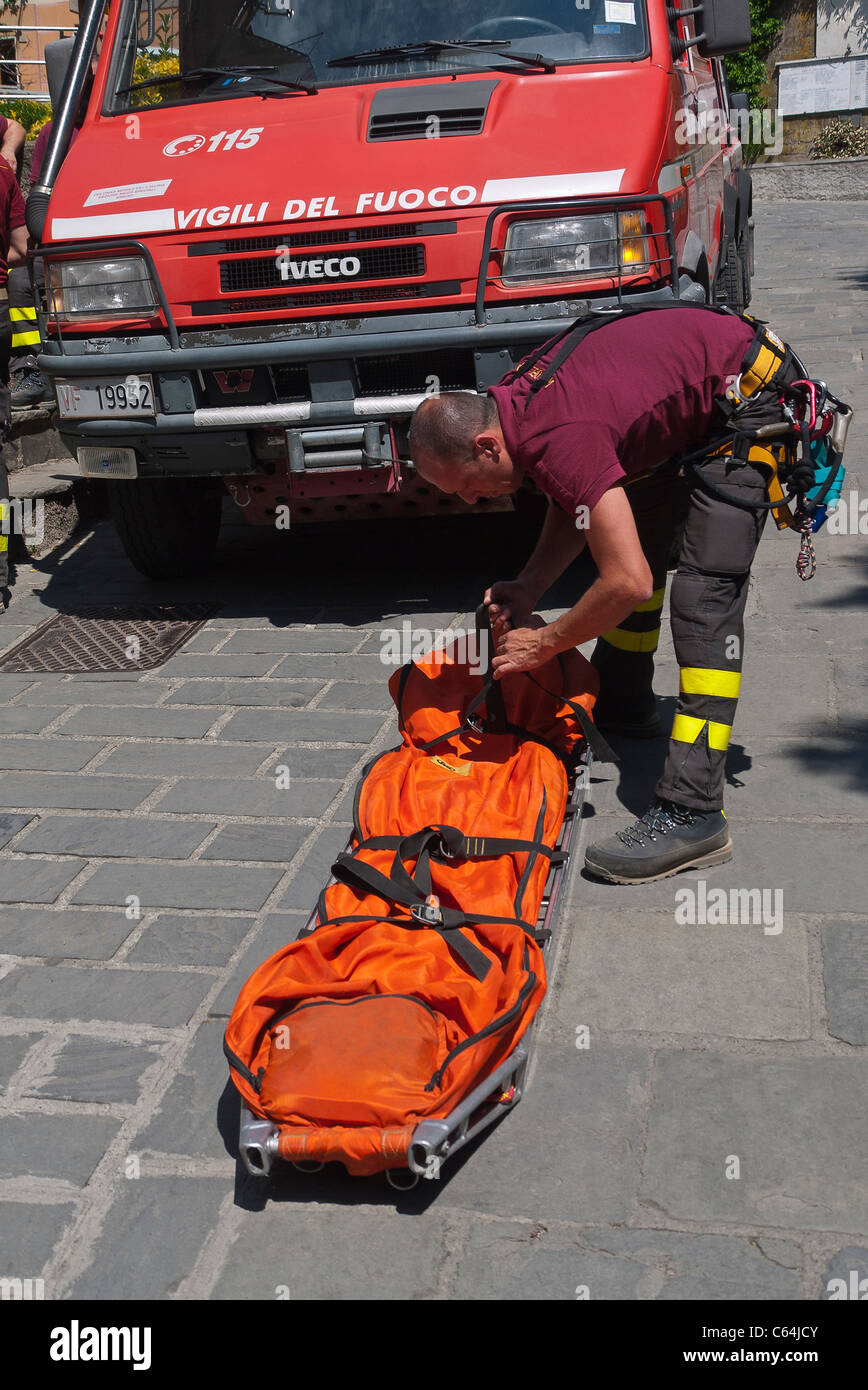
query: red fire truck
[{"left": 29, "top": 0, "right": 754, "bottom": 578}]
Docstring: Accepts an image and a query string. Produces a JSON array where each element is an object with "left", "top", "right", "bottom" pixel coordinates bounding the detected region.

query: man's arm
[
  {"left": 7, "top": 223, "right": 28, "bottom": 267},
  {"left": 486, "top": 497, "right": 586, "bottom": 632},
  {"left": 0, "top": 120, "right": 25, "bottom": 172},
  {"left": 492, "top": 485, "right": 652, "bottom": 676}
]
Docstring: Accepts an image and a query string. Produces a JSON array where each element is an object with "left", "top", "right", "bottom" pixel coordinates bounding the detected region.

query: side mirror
[
  {"left": 44, "top": 38, "right": 77, "bottom": 111},
  {"left": 696, "top": 0, "right": 752, "bottom": 58},
  {"left": 729, "top": 91, "right": 750, "bottom": 119}
]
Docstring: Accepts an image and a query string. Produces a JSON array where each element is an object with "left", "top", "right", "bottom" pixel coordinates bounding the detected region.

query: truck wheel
[
  {"left": 715, "top": 238, "right": 746, "bottom": 314},
  {"left": 739, "top": 221, "right": 753, "bottom": 308},
  {"left": 107, "top": 477, "right": 223, "bottom": 580}
]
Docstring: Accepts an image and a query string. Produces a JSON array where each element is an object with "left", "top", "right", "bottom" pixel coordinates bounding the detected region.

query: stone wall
[{"left": 754, "top": 0, "right": 868, "bottom": 162}]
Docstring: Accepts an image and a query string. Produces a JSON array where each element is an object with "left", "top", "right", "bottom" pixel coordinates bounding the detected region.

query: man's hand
[
  {"left": 485, "top": 577, "right": 537, "bottom": 638},
  {"left": 491, "top": 614, "right": 556, "bottom": 679}
]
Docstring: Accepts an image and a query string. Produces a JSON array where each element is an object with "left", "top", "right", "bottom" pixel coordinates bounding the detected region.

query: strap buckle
[{"left": 411, "top": 895, "right": 443, "bottom": 927}]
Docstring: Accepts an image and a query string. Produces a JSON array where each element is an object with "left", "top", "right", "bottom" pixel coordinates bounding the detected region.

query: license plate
[{"left": 55, "top": 375, "right": 156, "bottom": 420}]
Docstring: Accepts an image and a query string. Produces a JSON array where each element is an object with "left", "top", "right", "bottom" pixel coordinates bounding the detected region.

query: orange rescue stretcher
[{"left": 225, "top": 608, "right": 608, "bottom": 1184}]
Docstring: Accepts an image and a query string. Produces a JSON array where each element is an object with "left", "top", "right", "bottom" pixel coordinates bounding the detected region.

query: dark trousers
[
  {"left": 0, "top": 300, "right": 13, "bottom": 588},
  {"left": 7, "top": 265, "right": 40, "bottom": 374},
  {"left": 591, "top": 449, "right": 771, "bottom": 813}
]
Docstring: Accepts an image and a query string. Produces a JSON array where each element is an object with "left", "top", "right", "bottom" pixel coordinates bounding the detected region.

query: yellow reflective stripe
[
  {"left": 679, "top": 667, "right": 742, "bottom": 699},
  {"left": 633, "top": 585, "right": 665, "bottom": 614},
  {"left": 9, "top": 307, "right": 37, "bottom": 321},
  {"left": 671, "top": 714, "right": 732, "bottom": 750},
  {"left": 600, "top": 625, "right": 660, "bottom": 653},
  {"left": 10, "top": 329, "right": 41, "bottom": 346}
]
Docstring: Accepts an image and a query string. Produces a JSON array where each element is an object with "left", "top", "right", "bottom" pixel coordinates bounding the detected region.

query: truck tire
[
  {"left": 714, "top": 237, "right": 746, "bottom": 314},
  {"left": 739, "top": 220, "right": 753, "bottom": 308},
  {"left": 107, "top": 477, "right": 223, "bottom": 580}
]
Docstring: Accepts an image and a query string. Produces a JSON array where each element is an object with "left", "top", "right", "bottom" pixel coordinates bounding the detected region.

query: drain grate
[{"left": 0, "top": 604, "right": 215, "bottom": 673}]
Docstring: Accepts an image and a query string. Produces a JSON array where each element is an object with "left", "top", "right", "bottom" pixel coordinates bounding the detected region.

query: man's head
[{"left": 408, "top": 393, "right": 523, "bottom": 503}]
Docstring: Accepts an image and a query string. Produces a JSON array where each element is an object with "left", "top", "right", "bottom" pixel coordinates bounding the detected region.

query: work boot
[
  {"left": 584, "top": 797, "right": 732, "bottom": 884},
  {"left": 11, "top": 369, "right": 51, "bottom": 408}
]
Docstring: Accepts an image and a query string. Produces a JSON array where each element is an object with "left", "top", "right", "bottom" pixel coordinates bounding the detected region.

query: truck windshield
[{"left": 110, "top": 0, "right": 649, "bottom": 110}]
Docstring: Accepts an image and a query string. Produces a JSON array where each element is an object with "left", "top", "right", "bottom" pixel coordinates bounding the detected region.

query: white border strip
[
  {"left": 481, "top": 170, "right": 625, "bottom": 201},
  {"left": 50, "top": 208, "right": 177, "bottom": 239}
]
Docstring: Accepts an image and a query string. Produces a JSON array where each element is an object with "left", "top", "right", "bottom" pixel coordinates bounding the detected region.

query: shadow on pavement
[{"left": 13, "top": 500, "right": 597, "bottom": 627}]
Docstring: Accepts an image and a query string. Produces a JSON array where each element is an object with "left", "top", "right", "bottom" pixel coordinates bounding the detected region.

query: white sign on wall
[{"left": 778, "top": 56, "right": 868, "bottom": 115}]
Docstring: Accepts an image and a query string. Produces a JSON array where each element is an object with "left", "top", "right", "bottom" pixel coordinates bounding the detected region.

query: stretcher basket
[{"left": 238, "top": 748, "right": 590, "bottom": 1188}]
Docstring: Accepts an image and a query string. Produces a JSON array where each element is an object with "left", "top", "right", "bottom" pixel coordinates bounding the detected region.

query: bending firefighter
[{"left": 409, "top": 305, "right": 849, "bottom": 885}]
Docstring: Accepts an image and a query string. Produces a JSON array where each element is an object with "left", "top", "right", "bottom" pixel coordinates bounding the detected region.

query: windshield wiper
[
  {"left": 117, "top": 64, "right": 317, "bottom": 98},
  {"left": 328, "top": 39, "right": 556, "bottom": 74}
]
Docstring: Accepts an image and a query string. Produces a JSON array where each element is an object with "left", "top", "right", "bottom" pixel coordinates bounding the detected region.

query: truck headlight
[
  {"left": 46, "top": 257, "right": 158, "bottom": 322},
  {"left": 502, "top": 213, "right": 649, "bottom": 285}
]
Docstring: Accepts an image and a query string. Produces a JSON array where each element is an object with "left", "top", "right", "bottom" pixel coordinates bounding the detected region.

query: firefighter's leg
[
  {"left": 0, "top": 300, "right": 12, "bottom": 593},
  {"left": 655, "top": 449, "right": 769, "bottom": 811},
  {"left": 585, "top": 448, "right": 768, "bottom": 883},
  {"left": 591, "top": 459, "right": 687, "bottom": 736},
  {"left": 8, "top": 265, "right": 48, "bottom": 407}
]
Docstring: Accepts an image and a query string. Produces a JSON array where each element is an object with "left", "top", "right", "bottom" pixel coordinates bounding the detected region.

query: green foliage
[
  {"left": 724, "top": 0, "right": 783, "bottom": 109},
  {"left": 810, "top": 118, "right": 868, "bottom": 160},
  {"left": 0, "top": 97, "right": 52, "bottom": 139}
]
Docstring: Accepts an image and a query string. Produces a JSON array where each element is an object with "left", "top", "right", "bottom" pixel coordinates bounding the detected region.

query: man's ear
[{"left": 473, "top": 431, "right": 501, "bottom": 462}]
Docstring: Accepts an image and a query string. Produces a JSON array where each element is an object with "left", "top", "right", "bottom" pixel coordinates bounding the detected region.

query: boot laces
[{"left": 617, "top": 798, "right": 698, "bottom": 848}]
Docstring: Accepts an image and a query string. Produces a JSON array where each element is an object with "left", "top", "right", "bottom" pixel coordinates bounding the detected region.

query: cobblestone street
[{"left": 0, "top": 201, "right": 865, "bottom": 1301}]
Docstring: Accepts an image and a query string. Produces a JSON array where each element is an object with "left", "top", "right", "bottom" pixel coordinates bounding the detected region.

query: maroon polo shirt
[
  {"left": 0, "top": 159, "right": 25, "bottom": 288},
  {"left": 489, "top": 308, "right": 756, "bottom": 516}
]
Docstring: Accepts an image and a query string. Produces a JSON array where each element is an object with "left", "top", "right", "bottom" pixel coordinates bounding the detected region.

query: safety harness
[{"left": 503, "top": 302, "right": 852, "bottom": 581}]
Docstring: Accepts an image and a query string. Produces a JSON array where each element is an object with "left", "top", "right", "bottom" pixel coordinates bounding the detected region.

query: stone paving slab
[
  {"left": 151, "top": 776, "right": 339, "bottom": 819},
  {"left": 0, "top": 738, "right": 107, "bottom": 771},
  {"left": 25, "top": 1036, "right": 164, "bottom": 1105},
  {"left": 0, "top": 1032, "right": 40, "bottom": 1089},
  {"left": 0, "top": 772, "right": 159, "bottom": 810},
  {"left": 822, "top": 921, "right": 868, "bottom": 1046},
  {"left": 0, "top": 965, "right": 213, "bottom": 1027},
  {"left": 553, "top": 909, "right": 811, "bottom": 1041},
  {"left": 0, "top": 907, "right": 136, "bottom": 960},
  {"left": 0, "top": 858, "right": 84, "bottom": 903},
  {"left": 58, "top": 706, "right": 220, "bottom": 738},
  {"left": 164, "top": 679, "right": 320, "bottom": 708},
  {"left": 211, "top": 1204, "right": 447, "bottom": 1301},
  {"left": 0, "top": 1203, "right": 78, "bottom": 1286},
  {"left": 450, "top": 1224, "right": 804, "bottom": 1301},
  {"left": 67, "top": 1178, "right": 230, "bottom": 1301},
  {"left": 15, "top": 815, "right": 217, "bottom": 859},
  {"left": 71, "top": 863, "right": 284, "bottom": 912},
  {"left": 126, "top": 913, "right": 255, "bottom": 967},
  {"left": 0, "top": 1113, "right": 119, "bottom": 1184},
  {"left": 641, "top": 1053, "right": 868, "bottom": 1234}
]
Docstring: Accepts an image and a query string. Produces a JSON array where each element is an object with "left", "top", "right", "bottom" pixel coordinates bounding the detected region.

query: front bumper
[{"left": 41, "top": 281, "right": 703, "bottom": 477}]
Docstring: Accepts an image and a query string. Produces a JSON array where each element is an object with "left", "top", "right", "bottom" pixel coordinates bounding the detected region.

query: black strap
[
  {"left": 527, "top": 670, "right": 618, "bottom": 765},
  {"left": 331, "top": 849, "right": 493, "bottom": 981},
  {"left": 474, "top": 603, "right": 508, "bottom": 733},
  {"left": 359, "top": 824, "right": 557, "bottom": 862},
  {"left": 503, "top": 302, "right": 752, "bottom": 403}
]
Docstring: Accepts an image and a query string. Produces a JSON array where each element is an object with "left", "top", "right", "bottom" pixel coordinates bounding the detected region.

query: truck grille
[
  {"left": 356, "top": 350, "right": 476, "bottom": 396},
  {"left": 188, "top": 222, "right": 450, "bottom": 255},
  {"left": 191, "top": 280, "right": 460, "bottom": 316},
  {"left": 219, "top": 243, "right": 425, "bottom": 293}
]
